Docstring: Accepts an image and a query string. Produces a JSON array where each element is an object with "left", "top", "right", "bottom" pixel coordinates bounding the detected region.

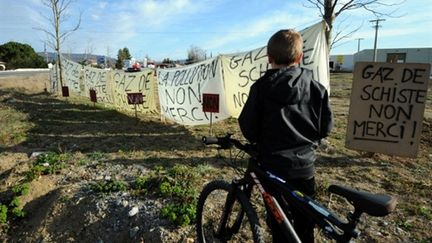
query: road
[{"left": 0, "top": 69, "right": 50, "bottom": 77}]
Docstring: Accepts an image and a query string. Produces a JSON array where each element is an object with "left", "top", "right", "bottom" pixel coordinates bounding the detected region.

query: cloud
[{"left": 204, "top": 10, "right": 318, "bottom": 52}]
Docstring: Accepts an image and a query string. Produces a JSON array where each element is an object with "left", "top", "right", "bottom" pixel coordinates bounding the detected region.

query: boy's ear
[
  {"left": 268, "top": 55, "right": 274, "bottom": 64},
  {"left": 295, "top": 53, "right": 303, "bottom": 64}
]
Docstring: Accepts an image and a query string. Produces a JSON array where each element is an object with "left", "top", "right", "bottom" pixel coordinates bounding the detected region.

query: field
[{"left": 0, "top": 72, "right": 431, "bottom": 242}]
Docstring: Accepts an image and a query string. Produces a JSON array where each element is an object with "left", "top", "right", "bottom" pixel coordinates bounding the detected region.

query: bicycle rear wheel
[{"left": 196, "top": 180, "right": 264, "bottom": 243}]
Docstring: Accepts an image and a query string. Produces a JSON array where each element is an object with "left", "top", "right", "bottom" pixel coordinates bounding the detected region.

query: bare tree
[
  {"left": 187, "top": 45, "right": 206, "bottom": 64},
  {"left": 305, "top": 0, "right": 402, "bottom": 51},
  {"left": 35, "top": 0, "right": 81, "bottom": 87}
]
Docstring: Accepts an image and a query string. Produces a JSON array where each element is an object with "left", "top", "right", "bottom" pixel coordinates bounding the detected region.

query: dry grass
[{"left": 0, "top": 72, "right": 431, "bottom": 242}]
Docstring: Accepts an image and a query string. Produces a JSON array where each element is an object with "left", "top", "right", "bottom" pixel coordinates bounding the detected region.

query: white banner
[
  {"left": 221, "top": 21, "right": 329, "bottom": 118},
  {"left": 83, "top": 66, "right": 114, "bottom": 104},
  {"left": 62, "top": 58, "right": 83, "bottom": 95},
  {"left": 111, "top": 69, "right": 158, "bottom": 113},
  {"left": 157, "top": 58, "right": 230, "bottom": 125},
  {"left": 49, "top": 64, "right": 59, "bottom": 93}
]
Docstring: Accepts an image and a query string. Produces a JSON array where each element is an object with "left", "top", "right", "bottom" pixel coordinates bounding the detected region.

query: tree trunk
[
  {"left": 324, "top": 0, "right": 335, "bottom": 52},
  {"left": 54, "top": 4, "right": 63, "bottom": 88}
]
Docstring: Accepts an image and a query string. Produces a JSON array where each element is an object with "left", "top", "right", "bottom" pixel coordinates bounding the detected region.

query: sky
[{"left": 0, "top": 0, "right": 431, "bottom": 61}]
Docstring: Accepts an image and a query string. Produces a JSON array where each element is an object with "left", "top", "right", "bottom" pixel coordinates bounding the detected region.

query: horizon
[{"left": 1, "top": 0, "right": 431, "bottom": 61}]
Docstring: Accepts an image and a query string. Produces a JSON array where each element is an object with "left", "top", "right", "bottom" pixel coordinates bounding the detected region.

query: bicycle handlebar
[{"left": 202, "top": 134, "right": 256, "bottom": 156}]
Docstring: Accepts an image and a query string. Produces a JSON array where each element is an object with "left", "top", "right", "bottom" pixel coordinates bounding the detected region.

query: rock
[
  {"left": 116, "top": 199, "right": 129, "bottom": 207},
  {"left": 104, "top": 175, "right": 111, "bottom": 180},
  {"left": 30, "top": 151, "right": 46, "bottom": 159},
  {"left": 395, "top": 227, "right": 405, "bottom": 235},
  {"left": 130, "top": 226, "right": 140, "bottom": 238},
  {"left": 128, "top": 206, "right": 139, "bottom": 217}
]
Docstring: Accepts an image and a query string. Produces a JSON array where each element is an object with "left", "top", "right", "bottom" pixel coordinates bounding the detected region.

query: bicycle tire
[{"left": 196, "top": 180, "right": 265, "bottom": 243}]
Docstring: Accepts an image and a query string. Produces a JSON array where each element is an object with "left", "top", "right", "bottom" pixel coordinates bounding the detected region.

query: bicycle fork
[
  {"left": 250, "top": 172, "right": 302, "bottom": 243},
  {"left": 215, "top": 181, "right": 248, "bottom": 241}
]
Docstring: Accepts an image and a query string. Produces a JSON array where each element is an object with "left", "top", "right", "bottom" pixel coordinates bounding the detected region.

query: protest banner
[
  {"left": 62, "top": 58, "right": 84, "bottom": 95},
  {"left": 346, "top": 62, "right": 431, "bottom": 157},
  {"left": 49, "top": 64, "right": 59, "bottom": 93},
  {"left": 83, "top": 66, "right": 114, "bottom": 104},
  {"left": 112, "top": 68, "right": 157, "bottom": 113},
  {"left": 220, "top": 21, "right": 329, "bottom": 118},
  {"left": 157, "top": 58, "right": 230, "bottom": 125}
]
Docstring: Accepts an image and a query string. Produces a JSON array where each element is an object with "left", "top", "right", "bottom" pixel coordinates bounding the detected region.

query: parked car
[{"left": 124, "top": 59, "right": 141, "bottom": 72}]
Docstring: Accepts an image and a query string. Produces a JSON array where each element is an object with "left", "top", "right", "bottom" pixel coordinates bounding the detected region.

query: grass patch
[{"left": 0, "top": 105, "right": 33, "bottom": 146}]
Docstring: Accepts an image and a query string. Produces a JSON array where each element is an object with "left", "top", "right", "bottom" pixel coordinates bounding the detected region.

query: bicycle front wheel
[{"left": 196, "top": 180, "right": 264, "bottom": 243}]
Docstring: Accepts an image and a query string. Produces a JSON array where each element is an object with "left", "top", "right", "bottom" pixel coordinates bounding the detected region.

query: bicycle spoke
[{"left": 197, "top": 180, "right": 264, "bottom": 243}]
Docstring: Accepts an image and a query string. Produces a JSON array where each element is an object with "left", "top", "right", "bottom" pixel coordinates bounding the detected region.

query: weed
[
  {"left": 60, "top": 195, "right": 72, "bottom": 202},
  {"left": 417, "top": 206, "right": 432, "bottom": 220},
  {"left": 0, "top": 204, "right": 7, "bottom": 224},
  {"left": 156, "top": 165, "right": 202, "bottom": 226},
  {"left": 9, "top": 197, "right": 20, "bottom": 208},
  {"left": 25, "top": 152, "right": 67, "bottom": 181},
  {"left": 161, "top": 202, "right": 197, "bottom": 226},
  {"left": 87, "top": 151, "right": 105, "bottom": 161},
  {"left": 90, "top": 180, "right": 127, "bottom": 193},
  {"left": 12, "top": 183, "right": 30, "bottom": 196},
  {"left": 397, "top": 219, "right": 414, "bottom": 231},
  {"left": 11, "top": 207, "right": 25, "bottom": 219},
  {"left": 6, "top": 197, "right": 26, "bottom": 219},
  {"left": 77, "top": 158, "right": 91, "bottom": 166}
]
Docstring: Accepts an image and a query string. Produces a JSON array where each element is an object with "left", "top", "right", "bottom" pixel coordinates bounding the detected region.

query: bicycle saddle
[{"left": 328, "top": 185, "right": 397, "bottom": 217}]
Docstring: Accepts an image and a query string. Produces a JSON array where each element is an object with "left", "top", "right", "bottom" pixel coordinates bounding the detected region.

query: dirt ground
[{"left": 0, "top": 72, "right": 431, "bottom": 243}]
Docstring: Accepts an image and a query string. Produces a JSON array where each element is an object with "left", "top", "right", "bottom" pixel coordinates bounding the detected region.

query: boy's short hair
[{"left": 267, "top": 29, "right": 303, "bottom": 65}]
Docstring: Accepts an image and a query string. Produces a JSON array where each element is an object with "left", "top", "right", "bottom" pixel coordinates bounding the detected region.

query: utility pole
[
  {"left": 44, "top": 42, "right": 48, "bottom": 63},
  {"left": 370, "top": 19, "right": 385, "bottom": 62},
  {"left": 356, "top": 38, "right": 364, "bottom": 53}
]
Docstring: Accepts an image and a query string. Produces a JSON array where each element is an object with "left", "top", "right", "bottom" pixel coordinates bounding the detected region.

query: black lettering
[
  {"left": 361, "top": 64, "right": 375, "bottom": 79},
  {"left": 242, "top": 51, "right": 253, "bottom": 66},
  {"left": 360, "top": 85, "right": 372, "bottom": 100},
  {"left": 400, "top": 68, "right": 425, "bottom": 84}
]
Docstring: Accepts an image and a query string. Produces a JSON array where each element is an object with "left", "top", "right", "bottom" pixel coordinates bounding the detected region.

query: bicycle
[{"left": 196, "top": 134, "right": 397, "bottom": 243}]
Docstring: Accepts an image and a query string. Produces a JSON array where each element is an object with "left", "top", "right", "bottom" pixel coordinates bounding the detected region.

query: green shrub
[{"left": 90, "top": 180, "right": 127, "bottom": 193}]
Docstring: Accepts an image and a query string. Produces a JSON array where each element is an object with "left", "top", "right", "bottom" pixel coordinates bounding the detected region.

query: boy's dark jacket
[{"left": 239, "top": 66, "right": 333, "bottom": 179}]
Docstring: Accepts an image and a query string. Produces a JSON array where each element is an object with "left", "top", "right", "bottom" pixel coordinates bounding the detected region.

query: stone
[
  {"left": 130, "top": 226, "right": 139, "bottom": 238},
  {"left": 128, "top": 206, "right": 139, "bottom": 217}
]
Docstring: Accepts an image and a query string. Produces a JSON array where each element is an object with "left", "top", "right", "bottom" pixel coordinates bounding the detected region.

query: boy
[{"left": 238, "top": 29, "right": 333, "bottom": 242}]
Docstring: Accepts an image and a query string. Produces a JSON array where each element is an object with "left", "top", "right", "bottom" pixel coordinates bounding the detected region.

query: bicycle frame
[{"left": 243, "top": 161, "right": 361, "bottom": 243}]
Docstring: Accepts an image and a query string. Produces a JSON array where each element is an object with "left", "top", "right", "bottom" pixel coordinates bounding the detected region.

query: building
[
  {"left": 354, "top": 48, "right": 432, "bottom": 64},
  {"left": 330, "top": 47, "right": 432, "bottom": 72},
  {"left": 329, "top": 54, "right": 354, "bottom": 72}
]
